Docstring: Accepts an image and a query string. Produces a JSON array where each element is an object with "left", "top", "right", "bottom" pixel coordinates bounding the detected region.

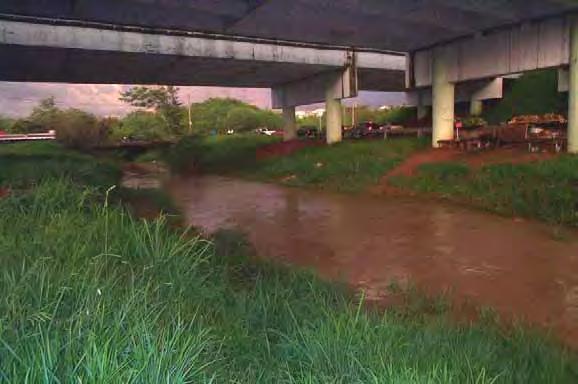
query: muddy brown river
[{"left": 164, "top": 175, "right": 578, "bottom": 347}]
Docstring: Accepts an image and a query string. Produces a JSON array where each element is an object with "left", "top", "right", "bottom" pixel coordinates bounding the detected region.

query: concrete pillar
[
  {"left": 282, "top": 106, "right": 297, "bottom": 141},
  {"left": 470, "top": 99, "right": 483, "bottom": 116},
  {"left": 432, "top": 47, "right": 455, "bottom": 148},
  {"left": 568, "top": 17, "right": 578, "bottom": 153},
  {"left": 417, "top": 105, "right": 429, "bottom": 120},
  {"left": 325, "top": 97, "right": 342, "bottom": 144}
]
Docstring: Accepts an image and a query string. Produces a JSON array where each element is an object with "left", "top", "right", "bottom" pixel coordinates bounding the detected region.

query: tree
[
  {"left": 30, "top": 97, "right": 61, "bottom": 130},
  {"left": 10, "top": 119, "right": 44, "bottom": 134},
  {"left": 189, "top": 98, "right": 257, "bottom": 134},
  {"left": 256, "top": 110, "right": 283, "bottom": 130},
  {"left": 0, "top": 115, "right": 15, "bottom": 133},
  {"left": 225, "top": 107, "right": 260, "bottom": 132},
  {"left": 111, "top": 111, "right": 169, "bottom": 141},
  {"left": 120, "top": 86, "right": 184, "bottom": 135},
  {"left": 11, "top": 97, "right": 61, "bottom": 133},
  {"left": 54, "top": 109, "right": 106, "bottom": 149}
]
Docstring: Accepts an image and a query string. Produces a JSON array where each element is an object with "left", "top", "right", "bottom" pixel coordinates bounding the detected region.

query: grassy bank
[
  {"left": 2, "top": 181, "right": 577, "bottom": 382},
  {"left": 389, "top": 155, "right": 578, "bottom": 226},
  {"left": 244, "top": 138, "right": 428, "bottom": 192},
  {"left": 168, "top": 135, "right": 428, "bottom": 193},
  {"left": 167, "top": 134, "right": 280, "bottom": 173},
  {"left": 0, "top": 141, "right": 121, "bottom": 188}
]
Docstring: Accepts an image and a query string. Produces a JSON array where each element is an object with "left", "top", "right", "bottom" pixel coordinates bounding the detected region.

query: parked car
[
  {"left": 256, "top": 128, "right": 278, "bottom": 136},
  {"left": 345, "top": 121, "right": 384, "bottom": 139},
  {"left": 297, "top": 126, "right": 320, "bottom": 139}
]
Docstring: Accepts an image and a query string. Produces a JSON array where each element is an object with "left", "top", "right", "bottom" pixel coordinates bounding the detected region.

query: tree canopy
[
  {"left": 189, "top": 98, "right": 282, "bottom": 134},
  {"left": 109, "top": 111, "right": 169, "bottom": 141},
  {"left": 120, "top": 86, "right": 184, "bottom": 135}
]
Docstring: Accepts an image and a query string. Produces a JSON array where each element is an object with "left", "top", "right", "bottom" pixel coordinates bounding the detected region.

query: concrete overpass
[
  {"left": 1, "top": 1, "right": 578, "bottom": 149},
  {"left": 0, "top": 14, "right": 406, "bottom": 143}
]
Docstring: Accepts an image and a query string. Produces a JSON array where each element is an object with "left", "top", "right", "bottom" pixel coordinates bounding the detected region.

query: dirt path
[
  {"left": 256, "top": 139, "right": 323, "bottom": 160},
  {"left": 386, "top": 147, "right": 557, "bottom": 178}
]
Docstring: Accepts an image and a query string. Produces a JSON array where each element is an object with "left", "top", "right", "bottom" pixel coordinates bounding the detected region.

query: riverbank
[
  {"left": 172, "top": 135, "right": 578, "bottom": 226},
  {"left": 1, "top": 142, "right": 577, "bottom": 382},
  {"left": 386, "top": 149, "right": 578, "bottom": 226},
  {"left": 167, "top": 134, "right": 430, "bottom": 193}
]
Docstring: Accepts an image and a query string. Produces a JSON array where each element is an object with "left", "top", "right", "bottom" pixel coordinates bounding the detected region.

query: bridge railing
[{"left": 0, "top": 131, "right": 56, "bottom": 143}]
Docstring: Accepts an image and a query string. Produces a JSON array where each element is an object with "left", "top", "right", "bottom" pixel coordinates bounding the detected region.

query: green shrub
[
  {"left": 391, "top": 156, "right": 578, "bottom": 226},
  {"left": 0, "top": 142, "right": 121, "bottom": 188},
  {"left": 110, "top": 110, "right": 170, "bottom": 141},
  {"left": 167, "top": 134, "right": 280, "bottom": 173},
  {"left": 0, "top": 115, "right": 15, "bottom": 133},
  {"left": 484, "top": 70, "right": 567, "bottom": 124},
  {"left": 55, "top": 109, "right": 108, "bottom": 149},
  {"left": 379, "top": 106, "right": 418, "bottom": 125},
  {"left": 10, "top": 119, "right": 45, "bottom": 134}
]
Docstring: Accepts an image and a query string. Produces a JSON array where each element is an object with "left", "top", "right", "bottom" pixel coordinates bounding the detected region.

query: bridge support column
[
  {"left": 470, "top": 99, "right": 483, "bottom": 116},
  {"left": 282, "top": 106, "right": 297, "bottom": 141},
  {"left": 417, "top": 105, "right": 429, "bottom": 120},
  {"left": 569, "top": 17, "right": 578, "bottom": 153},
  {"left": 325, "top": 96, "right": 342, "bottom": 144},
  {"left": 432, "top": 47, "right": 455, "bottom": 148}
]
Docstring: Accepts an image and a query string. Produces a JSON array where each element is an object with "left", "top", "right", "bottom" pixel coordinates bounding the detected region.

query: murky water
[{"left": 167, "top": 175, "right": 578, "bottom": 346}]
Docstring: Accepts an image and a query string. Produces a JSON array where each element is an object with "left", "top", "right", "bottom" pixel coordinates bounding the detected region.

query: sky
[{"left": 0, "top": 82, "right": 407, "bottom": 118}]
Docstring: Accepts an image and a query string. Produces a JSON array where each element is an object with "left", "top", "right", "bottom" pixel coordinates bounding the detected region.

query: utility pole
[
  {"left": 187, "top": 95, "right": 192, "bottom": 135},
  {"left": 352, "top": 102, "right": 356, "bottom": 127}
]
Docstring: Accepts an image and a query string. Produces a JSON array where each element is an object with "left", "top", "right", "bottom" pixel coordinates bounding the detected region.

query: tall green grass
[
  {"left": 0, "top": 141, "right": 121, "bottom": 188},
  {"left": 390, "top": 156, "right": 578, "bottom": 226},
  {"left": 1, "top": 180, "right": 577, "bottom": 382},
  {"left": 167, "top": 134, "right": 280, "bottom": 173},
  {"left": 247, "top": 138, "right": 429, "bottom": 192},
  {"left": 167, "top": 135, "right": 428, "bottom": 193}
]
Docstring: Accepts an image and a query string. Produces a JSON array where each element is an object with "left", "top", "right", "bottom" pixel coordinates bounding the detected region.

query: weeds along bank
[
  {"left": 168, "top": 135, "right": 429, "bottom": 193},
  {"left": 2, "top": 142, "right": 578, "bottom": 382},
  {"left": 389, "top": 156, "right": 578, "bottom": 227},
  {"left": 0, "top": 141, "right": 121, "bottom": 188},
  {"left": 166, "top": 134, "right": 280, "bottom": 173}
]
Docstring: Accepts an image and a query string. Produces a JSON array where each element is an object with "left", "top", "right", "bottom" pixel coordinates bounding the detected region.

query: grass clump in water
[{"left": 1, "top": 179, "right": 577, "bottom": 382}]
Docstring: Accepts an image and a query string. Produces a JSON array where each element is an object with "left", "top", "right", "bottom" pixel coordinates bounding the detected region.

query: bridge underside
[
  {"left": 0, "top": 44, "right": 403, "bottom": 92},
  {"left": 2, "top": 1, "right": 577, "bottom": 52}
]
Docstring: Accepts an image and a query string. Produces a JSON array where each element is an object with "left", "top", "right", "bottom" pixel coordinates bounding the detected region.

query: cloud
[
  {"left": 0, "top": 82, "right": 272, "bottom": 118},
  {"left": 0, "top": 82, "right": 407, "bottom": 118}
]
